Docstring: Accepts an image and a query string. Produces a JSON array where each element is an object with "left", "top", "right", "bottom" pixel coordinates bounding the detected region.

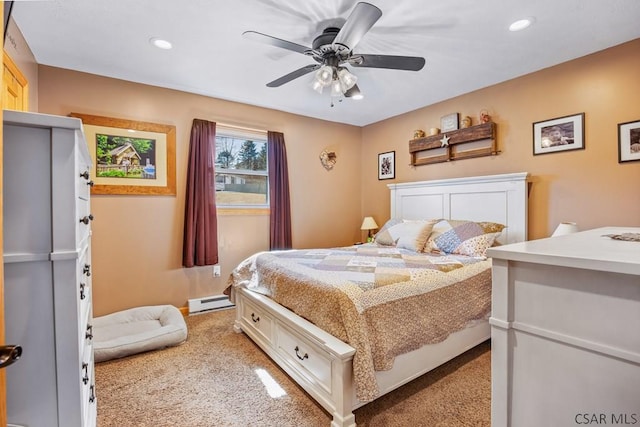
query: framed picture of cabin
[{"left": 70, "top": 113, "right": 176, "bottom": 195}]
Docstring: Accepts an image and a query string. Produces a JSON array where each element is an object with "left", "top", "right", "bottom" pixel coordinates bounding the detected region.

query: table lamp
[
  {"left": 552, "top": 222, "right": 578, "bottom": 237},
  {"left": 361, "top": 216, "right": 379, "bottom": 243}
]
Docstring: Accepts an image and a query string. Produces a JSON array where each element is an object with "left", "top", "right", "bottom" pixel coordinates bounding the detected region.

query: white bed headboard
[{"left": 388, "top": 172, "right": 529, "bottom": 244}]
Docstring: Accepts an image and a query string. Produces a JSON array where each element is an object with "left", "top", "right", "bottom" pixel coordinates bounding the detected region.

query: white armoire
[{"left": 3, "top": 110, "right": 96, "bottom": 426}]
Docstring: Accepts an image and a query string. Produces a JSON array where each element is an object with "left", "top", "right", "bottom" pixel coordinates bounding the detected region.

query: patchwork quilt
[{"left": 228, "top": 244, "right": 491, "bottom": 402}]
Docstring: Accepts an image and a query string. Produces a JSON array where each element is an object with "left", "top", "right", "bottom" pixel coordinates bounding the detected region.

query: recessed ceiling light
[
  {"left": 150, "top": 37, "right": 172, "bottom": 49},
  {"left": 509, "top": 17, "right": 535, "bottom": 32}
]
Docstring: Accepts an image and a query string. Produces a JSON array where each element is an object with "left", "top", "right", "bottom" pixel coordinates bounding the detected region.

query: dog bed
[{"left": 93, "top": 305, "right": 188, "bottom": 362}]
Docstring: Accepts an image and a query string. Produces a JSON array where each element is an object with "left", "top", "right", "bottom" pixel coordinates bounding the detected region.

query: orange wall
[
  {"left": 361, "top": 39, "right": 640, "bottom": 239},
  {"left": 37, "top": 67, "right": 362, "bottom": 315},
  {"left": 37, "top": 39, "right": 640, "bottom": 315}
]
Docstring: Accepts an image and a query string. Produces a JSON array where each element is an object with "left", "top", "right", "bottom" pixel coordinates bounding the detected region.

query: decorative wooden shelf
[{"left": 409, "top": 122, "right": 497, "bottom": 166}]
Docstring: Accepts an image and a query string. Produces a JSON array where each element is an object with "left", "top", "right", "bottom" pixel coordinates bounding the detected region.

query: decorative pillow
[
  {"left": 451, "top": 232, "right": 502, "bottom": 257},
  {"left": 374, "top": 218, "right": 404, "bottom": 245},
  {"left": 396, "top": 219, "right": 439, "bottom": 252},
  {"left": 425, "top": 219, "right": 506, "bottom": 257},
  {"left": 374, "top": 218, "right": 439, "bottom": 252}
]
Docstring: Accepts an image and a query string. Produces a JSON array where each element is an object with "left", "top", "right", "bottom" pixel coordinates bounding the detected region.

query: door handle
[{"left": 0, "top": 345, "right": 22, "bottom": 369}]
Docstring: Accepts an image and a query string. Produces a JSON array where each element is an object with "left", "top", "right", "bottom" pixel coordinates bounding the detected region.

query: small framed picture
[
  {"left": 441, "top": 113, "right": 459, "bottom": 132},
  {"left": 618, "top": 119, "right": 640, "bottom": 163},
  {"left": 533, "top": 113, "right": 585, "bottom": 155},
  {"left": 378, "top": 151, "right": 395, "bottom": 180}
]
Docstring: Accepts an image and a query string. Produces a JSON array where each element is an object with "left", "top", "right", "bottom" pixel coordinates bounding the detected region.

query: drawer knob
[
  {"left": 89, "top": 385, "right": 96, "bottom": 403},
  {"left": 251, "top": 313, "right": 260, "bottom": 323},
  {"left": 80, "top": 283, "right": 86, "bottom": 300},
  {"left": 80, "top": 214, "right": 94, "bottom": 225},
  {"left": 80, "top": 171, "right": 90, "bottom": 180},
  {"left": 83, "top": 264, "right": 91, "bottom": 276},
  {"left": 82, "top": 362, "right": 89, "bottom": 385},
  {"left": 87, "top": 180, "right": 94, "bottom": 187},
  {"left": 294, "top": 346, "right": 308, "bottom": 361},
  {"left": 86, "top": 324, "right": 93, "bottom": 340}
]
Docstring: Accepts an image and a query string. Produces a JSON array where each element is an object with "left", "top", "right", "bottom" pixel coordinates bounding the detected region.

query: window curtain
[
  {"left": 267, "top": 131, "right": 292, "bottom": 250},
  {"left": 183, "top": 119, "right": 219, "bottom": 267}
]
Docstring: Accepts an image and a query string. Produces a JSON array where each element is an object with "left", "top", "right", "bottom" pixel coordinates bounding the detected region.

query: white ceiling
[{"left": 10, "top": 0, "right": 640, "bottom": 126}]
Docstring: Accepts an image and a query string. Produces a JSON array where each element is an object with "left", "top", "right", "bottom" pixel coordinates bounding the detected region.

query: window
[{"left": 215, "top": 125, "right": 268, "bottom": 208}]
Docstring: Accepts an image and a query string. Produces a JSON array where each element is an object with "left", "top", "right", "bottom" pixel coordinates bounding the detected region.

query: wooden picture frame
[
  {"left": 378, "top": 151, "right": 395, "bottom": 180},
  {"left": 70, "top": 113, "right": 176, "bottom": 195},
  {"left": 617, "top": 119, "right": 640, "bottom": 163},
  {"left": 533, "top": 113, "right": 585, "bottom": 155}
]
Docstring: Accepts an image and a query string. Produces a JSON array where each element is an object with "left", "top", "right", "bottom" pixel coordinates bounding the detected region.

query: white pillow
[{"left": 389, "top": 219, "right": 439, "bottom": 252}]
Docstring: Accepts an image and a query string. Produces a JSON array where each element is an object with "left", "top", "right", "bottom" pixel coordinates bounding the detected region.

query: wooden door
[
  {"left": 2, "top": 50, "right": 28, "bottom": 112},
  {"left": 0, "top": 2, "right": 7, "bottom": 424}
]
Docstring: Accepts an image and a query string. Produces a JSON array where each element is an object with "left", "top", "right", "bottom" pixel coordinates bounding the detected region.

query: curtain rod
[{"left": 217, "top": 122, "right": 267, "bottom": 134}]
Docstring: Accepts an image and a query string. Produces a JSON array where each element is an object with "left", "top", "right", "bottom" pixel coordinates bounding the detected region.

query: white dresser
[
  {"left": 3, "top": 110, "right": 97, "bottom": 426},
  {"left": 487, "top": 227, "right": 640, "bottom": 427}
]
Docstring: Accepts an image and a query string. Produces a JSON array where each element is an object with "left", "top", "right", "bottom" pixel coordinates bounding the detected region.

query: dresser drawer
[
  {"left": 275, "top": 323, "right": 332, "bottom": 394},
  {"left": 78, "top": 248, "right": 92, "bottom": 332},
  {"left": 241, "top": 299, "right": 273, "bottom": 345},
  {"left": 80, "top": 352, "right": 96, "bottom": 424},
  {"left": 80, "top": 306, "right": 93, "bottom": 360},
  {"left": 76, "top": 198, "right": 92, "bottom": 246},
  {"left": 77, "top": 159, "right": 92, "bottom": 201}
]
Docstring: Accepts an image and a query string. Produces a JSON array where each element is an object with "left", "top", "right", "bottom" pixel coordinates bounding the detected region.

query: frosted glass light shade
[
  {"left": 552, "top": 222, "right": 578, "bottom": 237},
  {"left": 311, "top": 79, "right": 324, "bottom": 94},
  {"left": 330, "top": 79, "right": 342, "bottom": 97},
  {"left": 315, "top": 66, "right": 333, "bottom": 86},
  {"left": 337, "top": 68, "right": 357, "bottom": 91}
]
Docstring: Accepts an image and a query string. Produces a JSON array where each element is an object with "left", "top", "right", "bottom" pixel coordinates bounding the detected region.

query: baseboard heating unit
[{"left": 188, "top": 295, "right": 235, "bottom": 315}]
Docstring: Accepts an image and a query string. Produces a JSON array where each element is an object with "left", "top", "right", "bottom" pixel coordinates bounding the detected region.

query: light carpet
[{"left": 96, "top": 308, "right": 490, "bottom": 426}]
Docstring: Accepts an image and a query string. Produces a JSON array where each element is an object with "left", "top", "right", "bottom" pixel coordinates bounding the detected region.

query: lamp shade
[
  {"left": 552, "top": 222, "right": 578, "bottom": 237},
  {"left": 315, "top": 65, "right": 333, "bottom": 86},
  {"left": 360, "top": 216, "right": 378, "bottom": 230}
]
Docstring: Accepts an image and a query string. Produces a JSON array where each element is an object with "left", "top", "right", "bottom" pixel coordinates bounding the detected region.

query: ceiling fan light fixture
[
  {"left": 337, "top": 68, "right": 357, "bottom": 91},
  {"left": 330, "top": 79, "right": 343, "bottom": 97},
  {"left": 315, "top": 65, "right": 334, "bottom": 86},
  {"left": 311, "top": 79, "right": 324, "bottom": 94}
]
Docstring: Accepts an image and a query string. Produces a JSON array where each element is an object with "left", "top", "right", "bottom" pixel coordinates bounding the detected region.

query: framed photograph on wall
[
  {"left": 618, "top": 119, "right": 640, "bottom": 163},
  {"left": 70, "top": 113, "right": 176, "bottom": 195},
  {"left": 533, "top": 113, "right": 585, "bottom": 155},
  {"left": 378, "top": 151, "right": 395, "bottom": 180},
  {"left": 440, "top": 113, "right": 459, "bottom": 132}
]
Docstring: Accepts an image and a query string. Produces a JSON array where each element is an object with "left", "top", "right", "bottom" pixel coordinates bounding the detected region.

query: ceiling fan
[{"left": 244, "top": 2, "right": 426, "bottom": 101}]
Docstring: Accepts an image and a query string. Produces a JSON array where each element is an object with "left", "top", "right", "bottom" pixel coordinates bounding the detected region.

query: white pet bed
[{"left": 93, "top": 305, "right": 188, "bottom": 362}]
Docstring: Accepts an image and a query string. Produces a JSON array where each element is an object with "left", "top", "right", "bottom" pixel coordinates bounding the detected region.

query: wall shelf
[{"left": 409, "top": 122, "right": 497, "bottom": 166}]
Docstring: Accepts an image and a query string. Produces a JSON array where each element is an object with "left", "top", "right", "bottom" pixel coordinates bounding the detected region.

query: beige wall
[
  {"left": 361, "top": 39, "right": 640, "bottom": 240},
  {"left": 36, "top": 39, "right": 640, "bottom": 315},
  {"left": 37, "top": 67, "right": 362, "bottom": 316}
]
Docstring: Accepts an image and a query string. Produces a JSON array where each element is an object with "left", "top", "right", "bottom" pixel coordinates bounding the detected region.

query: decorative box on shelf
[{"left": 409, "top": 121, "right": 497, "bottom": 166}]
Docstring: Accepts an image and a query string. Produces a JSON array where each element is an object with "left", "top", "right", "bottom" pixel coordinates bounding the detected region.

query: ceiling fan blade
[
  {"left": 266, "top": 64, "right": 320, "bottom": 87},
  {"left": 243, "top": 30, "right": 311, "bottom": 55},
  {"left": 332, "top": 2, "right": 382, "bottom": 51},
  {"left": 344, "top": 84, "right": 362, "bottom": 98},
  {"left": 349, "top": 54, "right": 426, "bottom": 71}
]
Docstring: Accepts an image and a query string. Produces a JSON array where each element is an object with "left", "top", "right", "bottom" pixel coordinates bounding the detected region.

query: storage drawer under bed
[
  {"left": 240, "top": 298, "right": 274, "bottom": 345},
  {"left": 275, "top": 322, "right": 333, "bottom": 394}
]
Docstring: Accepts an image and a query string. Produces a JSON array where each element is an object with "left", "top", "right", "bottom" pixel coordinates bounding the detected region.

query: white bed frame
[{"left": 233, "top": 172, "right": 529, "bottom": 427}]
